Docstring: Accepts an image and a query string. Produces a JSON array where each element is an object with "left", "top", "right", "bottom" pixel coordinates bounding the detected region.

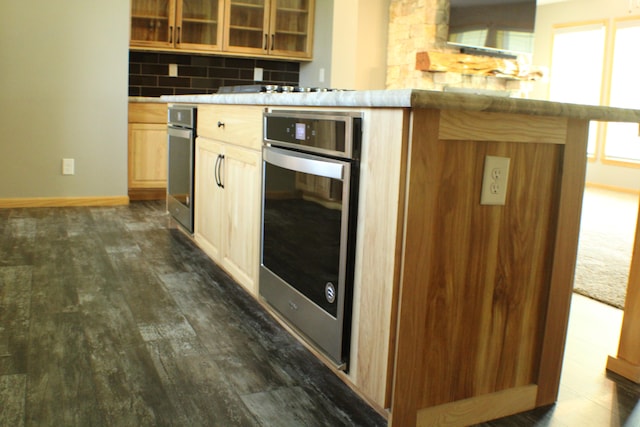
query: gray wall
[
  {"left": 0, "top": 0, "right": 130, "bottom": 199},
  {"left": 300, "top": 0, "right": 334, "bottom": 88}
]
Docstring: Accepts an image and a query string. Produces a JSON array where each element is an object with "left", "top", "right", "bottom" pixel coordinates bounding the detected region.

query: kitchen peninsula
[{"left": 162, "top": 89, "right": 640, "bottom": 427}]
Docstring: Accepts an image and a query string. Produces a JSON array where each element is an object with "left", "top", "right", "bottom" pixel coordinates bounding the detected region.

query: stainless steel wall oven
[
  {"left": 167, "top": 105, "right": 196, "bottom": 233},
  {"left": 260, "top": 110, "right": 362, "bottom": 369}
]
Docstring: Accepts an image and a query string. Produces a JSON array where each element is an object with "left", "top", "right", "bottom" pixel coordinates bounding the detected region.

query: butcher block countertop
[{"left": 161, "top": 89, "right": 640, "bottom": 123}]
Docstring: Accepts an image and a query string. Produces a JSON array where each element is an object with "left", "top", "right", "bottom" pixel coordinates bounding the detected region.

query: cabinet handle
[
  {"left": 217, "top": 121, "right": 225, "bottom": 128},
  {"left": 214, "top": 154, "right": 221, "bottom": 187},
  {"left": 176, "top": 26, "right": 181, "bottom": 44},
  {"left": 264, "top": 34, "right": 268, "bottom": 50},
  {"left": 218, "top": 154, "right": 225, "bottom": 189},
  {"left": 271, "top": 34, "right": 275, "bottom": 50},
  {"left": 169, "top": 25, "right": 173, "bottom": 44}
]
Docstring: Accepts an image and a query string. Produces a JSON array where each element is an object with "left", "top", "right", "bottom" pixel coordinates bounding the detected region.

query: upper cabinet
[
  {"left": 223, "top": 0, "right": 314, "bottom": 59},
  {"left": 130, "top": 0, "right": 314, "bottom": 59},
  {"left": 130, "top": 0, "right": 224, "bottom": 52}
]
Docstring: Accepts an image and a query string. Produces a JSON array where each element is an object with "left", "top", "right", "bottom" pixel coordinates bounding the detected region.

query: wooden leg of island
[{"left": 607, "top": 201, "right": 640, "bottom": 382}]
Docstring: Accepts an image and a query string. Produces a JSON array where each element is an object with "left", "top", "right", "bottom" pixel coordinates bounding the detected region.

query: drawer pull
[{"left": 217, "top": 121, "right": 225, "bottom": 128}]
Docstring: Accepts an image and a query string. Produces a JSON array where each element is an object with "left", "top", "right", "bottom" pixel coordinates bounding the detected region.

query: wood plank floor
[
  {"left": 0, "top": 201, "right": 385, "bottom": 427},
  {"left": 2, "top": 201, "right": 640, "bottom": 426}
]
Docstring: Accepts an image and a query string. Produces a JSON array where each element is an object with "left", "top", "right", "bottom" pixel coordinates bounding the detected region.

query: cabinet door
[
  {"left": 221, "top": 145, "right": 262, "bottom": 296},
  {"left": 128, "top": 123, "right": 168, "bottom": 189},
  {"left": 224, "top": 0, "right": 270, "bottom": 55},
  {"left": 269, "top": 0, "right": 314, "bottom": 58},
  {"left": 176, "top": 0, "right": 224, "bottom": 51},
  {"left": 194, "top": 137, "right": 225, "bottom": 262},
  {"left": 130, "top": 0, "right": 176, "bottom": 48}
]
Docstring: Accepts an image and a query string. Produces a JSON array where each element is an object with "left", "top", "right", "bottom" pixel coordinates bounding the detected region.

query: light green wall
[{"left": 0, "top": 0, "right": 130, "bottom": 199}]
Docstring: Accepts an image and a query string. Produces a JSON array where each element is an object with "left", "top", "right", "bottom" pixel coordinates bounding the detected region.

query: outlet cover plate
[{"left": 480, "top": 155, "right": 510, "bottom": 205}]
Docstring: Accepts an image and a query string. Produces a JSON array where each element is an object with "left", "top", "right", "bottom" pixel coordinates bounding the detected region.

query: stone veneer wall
[{"left": 386, "top": 0, "right": 524, "bottom": 94}]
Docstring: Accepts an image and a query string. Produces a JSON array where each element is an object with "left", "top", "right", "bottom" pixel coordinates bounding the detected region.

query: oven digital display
[{"left": 295, "top": 123, "right": 306, "bottom": 140}]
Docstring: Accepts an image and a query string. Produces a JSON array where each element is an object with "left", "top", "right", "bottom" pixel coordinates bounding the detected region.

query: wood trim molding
[
  {"left": 415, "top": 385, "right": 538, "bottom": 427},
  {"left": 535, "top": 119, "right": 589, "bottom": 406},
  {"left": 0, "top": 196, "right": 129, "bottom": 208},
  {"left": 607, "top": 356, "right": 640, "bottom": 382},
  {"left": 438, "top": 110, "right": 568, "bottom": 144}
]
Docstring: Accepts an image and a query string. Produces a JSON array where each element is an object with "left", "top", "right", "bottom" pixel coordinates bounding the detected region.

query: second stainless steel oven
[
  {"left": 260, "top": 110, "right": 362, "bottom": 369},
  {"left": 167, "top": 105, "right": 196, "bottom": 233}
]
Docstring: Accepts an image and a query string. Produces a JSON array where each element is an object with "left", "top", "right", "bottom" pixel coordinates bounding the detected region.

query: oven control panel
[{"left": 264, "top": 111, "right": 361, "bottom": 160}]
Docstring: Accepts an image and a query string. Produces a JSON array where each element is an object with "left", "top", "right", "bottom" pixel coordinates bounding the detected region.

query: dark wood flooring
[
  {"left": 0, "top": 201, "right": 385, "bottom": 427},
  {"left": 2, "top": 201, "right": 640, "bottom": 426}
]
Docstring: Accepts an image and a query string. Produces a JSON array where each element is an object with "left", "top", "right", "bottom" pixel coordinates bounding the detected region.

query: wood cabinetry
[
  {"left": 130, "top": 0, "right": 314, "bottom": 59},
  {"left": 128, "top": 103, "right": 168, "bottom": 201},
  {"left": 194, "top": 105, "right": 264, "bottom": 295},
  {"left": 389, "top": 109, "right": 588, "bottom": 427},
  {"left": 224, "top": 0, "right": 314, "bottom": 58},
  {"left": 130, "top": 0, "right": 224, "bottom": 51}
]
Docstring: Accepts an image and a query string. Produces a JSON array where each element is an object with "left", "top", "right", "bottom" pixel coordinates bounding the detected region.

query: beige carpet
[{"left": 573, "top": 187, "right": 639, "bottom": 309}]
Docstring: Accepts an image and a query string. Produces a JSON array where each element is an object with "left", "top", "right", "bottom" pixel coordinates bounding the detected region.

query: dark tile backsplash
[{"left": 128, "top": 51, "right": 300, "bottom": 97}]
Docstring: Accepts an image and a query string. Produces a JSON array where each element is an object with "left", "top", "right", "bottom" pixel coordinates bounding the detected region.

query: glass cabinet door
[
  {"left": 130, "top": 0, "right": 175, "bottom": 48},
  {"left": 270, "top": 0, "right": 313, "bottom": 58},
  {"left": 177, "top": 0, "right": 224, "bottom": 50},
  {"left": 225, "top": 0, "right": 269, "bottom": 54}
]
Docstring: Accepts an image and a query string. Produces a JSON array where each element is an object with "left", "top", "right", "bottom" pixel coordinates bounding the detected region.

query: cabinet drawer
[
  {"left": 128, "top": 103, "right": 167, "bottom": 124},
  {"left": 198, "top": 105, "right": 264, "bottom": 150}
]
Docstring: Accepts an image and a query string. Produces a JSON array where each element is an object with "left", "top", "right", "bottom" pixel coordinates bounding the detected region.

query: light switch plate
[{"left": 62, "top": 158, "right": 75, "bottom": 175}]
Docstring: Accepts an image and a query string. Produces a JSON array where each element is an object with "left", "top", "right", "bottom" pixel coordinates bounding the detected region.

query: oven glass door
[{"left": 261, "top": 146, "right": 352, "bottom": 318}]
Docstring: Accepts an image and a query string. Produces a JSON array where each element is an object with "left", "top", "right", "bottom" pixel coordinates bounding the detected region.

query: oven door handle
[{"left": 263, "top": 146, "right": 345, "bottom": 180}]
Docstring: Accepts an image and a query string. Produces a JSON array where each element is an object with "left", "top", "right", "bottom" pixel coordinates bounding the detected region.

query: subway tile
[
  {"left": 191, "top": 77, "right": 223, "bottom": 89},
  {"left": 224, "top": 57, "right": 256, "bottom": 69},
  {"left": 129, "top": 63, "right": 141, "bottom": 74},
  {"left": 178, "top": 66, "right": 208, "bottom": 77},
  {"left": 208, "top": 67, "right": 240, "bottom": 79},
  {"left": 157, "top": 53, "right": 192, "bottom": 65},
  {"left": 141, "top": 64, "right": 169, "bottom": 76},
  {"left": 130, "top": 51, "right": 160, "bottom": 63},
  {"left": 191, "top": 55, "right": 224, "bottom": 67},
  {"left": 158, "top": 77, "right": 191, "bottom": 88},
  {"left": 128, "top": 50, "right": 299, "bottom": 95},
  {"left": 129, "top": 75, "right": 158, "bottom": 86},
  {"left": 175, "top": 88, "right": 215, "bottom": 95},
  {"left": 140, "top": 87, "right": 173, "bottom": 97}
]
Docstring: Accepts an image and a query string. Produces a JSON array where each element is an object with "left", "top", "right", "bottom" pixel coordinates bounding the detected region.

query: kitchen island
[{"left": 162, "top": 90, "right": 640, "bottom": 427}]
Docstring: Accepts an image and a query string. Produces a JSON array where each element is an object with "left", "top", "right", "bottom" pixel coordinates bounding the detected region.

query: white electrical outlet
[
  {"left": 480, "top": 155, "right": 510, "bottom": 205},
  {"left": 253, "top": 67, "right": 263, "bottom": 81},
  {"left": 62, "top": 158, "right": 75, "bottom": 175}
]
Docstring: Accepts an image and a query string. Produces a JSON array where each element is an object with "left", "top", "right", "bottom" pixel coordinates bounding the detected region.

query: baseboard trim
[
  {"left": 606, "top": 355, "right": 640, "bottom": 383},
  {"left": 0, "top": 196, "right": 129, "bottom": 208}
]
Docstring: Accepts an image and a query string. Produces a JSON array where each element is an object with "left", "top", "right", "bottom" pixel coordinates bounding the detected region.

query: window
[
  {"left": 604, "top": 19, "right": 640, "bottom": 162},
  {"left": 549, "top": 23, "right": 607, "bottom": 157}
]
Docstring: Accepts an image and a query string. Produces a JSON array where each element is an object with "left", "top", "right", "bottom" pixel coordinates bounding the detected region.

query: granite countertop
[
  {"left": 160, "top": 89, "right": 640, "bottom": 124},
  {"left": 129, "top": 96, "right": 167, "bottom": 103}
]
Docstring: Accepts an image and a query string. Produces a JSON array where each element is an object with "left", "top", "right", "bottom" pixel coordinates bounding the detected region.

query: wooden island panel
[{"left": 390, "top": 109, "right": 588, "bottom": 426}]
